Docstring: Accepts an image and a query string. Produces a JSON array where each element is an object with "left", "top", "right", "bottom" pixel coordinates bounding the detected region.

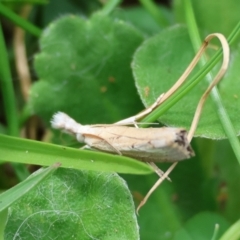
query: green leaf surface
[
  {"left": 174, "top": 212, "right": 230, "bottom": 240},
  {"left": 123, "top": 172, "right": 182, "bottom": 239},
  {"left": 0, "top": 209, "right": 8, "bottom": 240},
  {"left": 0, "top": 124, "right": 6, "bottom": 134},
  {"left": 111, "top": 6, "right": 172, "bottom": 36},
  {"left": 133, "top": 25, "right": 240, "bottom": 139},
  {"left": 39, "top": 0, "right": 98, "bottom": 26},
  {"left": 4, "top": 168, "right": 139, "bottom": 240},
  {"left": 0, "top": 0, "right": 48, "bottom": 3},
  {"left": 0, "top": 164, "right": 59, "bottom": 212},
  {"left": 214, "top": 139, "right": 240, "bottom": 221},
  {"left": 27, "top": 13, "right": 144, "bottom": 125},
  {"left": 0, "top": 134, "right": 153, "bottom": 174}
]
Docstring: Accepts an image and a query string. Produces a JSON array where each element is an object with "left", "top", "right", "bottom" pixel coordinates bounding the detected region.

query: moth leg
[
  {"left": 115, "top": 93, "right": 165, "bottom": 126},
  {"left": 131, "top": 122, "right": 171, "bottom": 182},
  {"left": 137, "top": 162, "right": 178, "bottom": 214},
  {"left": 122, "top": 110, "right": 171, "bottom": 182},
  {"left": 147, "top": 162, "right": 171, "bottom": 182},
  {"left": 80, "top": 145, "right": 91, "bottom": 150}
]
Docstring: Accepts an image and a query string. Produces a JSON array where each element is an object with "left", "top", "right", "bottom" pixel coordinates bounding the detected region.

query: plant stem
[
  {"left": 139, "top": 0, "right": 169, "bottom": 26},
  {"left": 0, "top": 23, "right": 18, "bottom": 136},
  {"left": 210, "top": 224, "right": 220, "bottom": 240},
  {"left": 0, "top": 3, "right": 41, "bottom": 37},
  {"left": 101, "top": 0, "right": 122, "bottom": 15},
  {"left": 0, "top": 22, "right": 30, "bottom": 180}
]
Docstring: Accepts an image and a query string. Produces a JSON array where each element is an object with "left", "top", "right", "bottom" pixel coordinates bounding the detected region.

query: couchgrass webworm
[{"left": 51, "top": 33, "right": 230, "bottom": 213}]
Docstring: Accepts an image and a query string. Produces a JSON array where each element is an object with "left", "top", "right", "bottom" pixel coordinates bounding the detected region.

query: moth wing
[
  {"left": 82, "top": 133, "right": 122, "bottom": 155},
  {"left": 119, "top": 128, "right": 194, "bottom": 162},
  {"left": 82, "top": 126, "right": 194, "bottom": 163}
]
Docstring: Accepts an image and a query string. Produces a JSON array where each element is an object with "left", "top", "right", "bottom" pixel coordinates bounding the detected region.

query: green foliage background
[{"left": 0, "top": 0, "right": 240, "bottom": 239}]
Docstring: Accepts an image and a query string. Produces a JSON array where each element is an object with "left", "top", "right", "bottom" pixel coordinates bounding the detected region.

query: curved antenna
[
  {"left": 137, "top": 33, "right": 230, "bottom": 213},
  {"left": 187, "top": 33, "right": 230, "bottom": 141}
]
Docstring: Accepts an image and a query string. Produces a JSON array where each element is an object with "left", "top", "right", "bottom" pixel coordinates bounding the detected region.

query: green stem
[
  {"left": 100, "top": 0, "right": 122, "bottom": 15},
  {"left": 211, "top": 224, "right": 220, "bottom": 240},
  {"left": 139, "top": 0, "right": 169, "bottom": 26},
  {"left": 0, "top": 23, "right": 18, "bottom": 136},
  {"left": 184, "top": 0, "right": 240, "bottom": 165},
  {"left": 0, "top": 22, "right": 30, "bottom": 180},
  {"left": 227, "top": 21, "right": 240, "bottom": 46},
  {"left": 0, "top": 3, "right": 41, "bottom": 37}
]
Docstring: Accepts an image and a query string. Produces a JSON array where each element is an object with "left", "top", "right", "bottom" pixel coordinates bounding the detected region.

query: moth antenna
[
  {"left": 115, "top": 94, "right": 165, "bottom": 125},
  {"left": 138, "top": 33, "right": 230, "bottom": 212},
  {"left": 187, "top": 33, "right": 230, "bottom": 141}
]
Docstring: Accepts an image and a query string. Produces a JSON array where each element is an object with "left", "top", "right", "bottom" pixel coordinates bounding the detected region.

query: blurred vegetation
[{"left": 0, "top": 0, "right": 240, "bottom": 239}]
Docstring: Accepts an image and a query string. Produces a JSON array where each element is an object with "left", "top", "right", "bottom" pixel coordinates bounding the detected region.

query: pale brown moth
[
  {"left": 52, "top": 112, "right": 194, "bottom": 162},
  {"left": 51, "top": 33, "right": 230, "bottom": 212}
]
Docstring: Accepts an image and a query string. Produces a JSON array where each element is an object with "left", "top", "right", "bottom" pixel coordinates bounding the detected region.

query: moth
[
  {"left": 51, "top": 32, "right": 229, "bottom": 211},
  {"left": 51, "top": 111, "right": 195, "bottom": 162}
]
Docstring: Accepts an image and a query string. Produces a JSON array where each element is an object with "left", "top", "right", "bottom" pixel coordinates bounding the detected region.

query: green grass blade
[
  {"left": 0, "top": 23, "right": 18, "bottom": 136},
  {"left": 0, "top": 3, "right": 41, "bottom": 37},
  {"left": 0, "top": 164, "right": 59, "bottom": 212},
  {"left": 139, "top": 0, "right": 169, "bottom": 26},
  {"left": 0, "top": 134, "right": 153, "bottom": 174},
  {"left": 100, "top": 0, "right": 122, "bottom": 15},
  {"left": 0, "top": 22, "right": 29, "bottom": 180}
]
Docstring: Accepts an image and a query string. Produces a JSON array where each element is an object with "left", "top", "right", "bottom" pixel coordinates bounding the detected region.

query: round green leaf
[
  {"left": 5, "top": 169, "right": 139, "bottom": 240},
  {"left": 28, "top": 13, "right": 144, "bottom": 125}
]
